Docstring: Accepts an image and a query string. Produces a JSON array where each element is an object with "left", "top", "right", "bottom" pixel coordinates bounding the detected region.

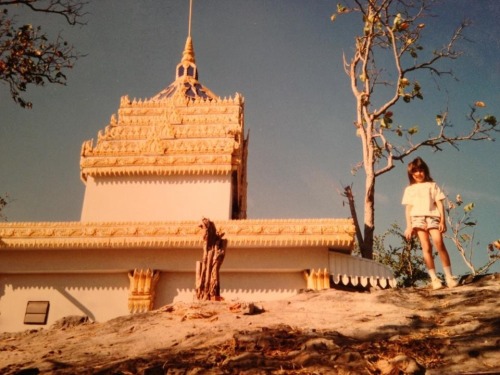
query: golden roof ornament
[{"left": 181, "top": 36, "right": 195, "bottom": 65}]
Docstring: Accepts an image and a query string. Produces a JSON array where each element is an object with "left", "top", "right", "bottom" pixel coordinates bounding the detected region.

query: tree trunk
[
  {"left": 343, "top": 185, "right": 364, "bottom": 247},
  {"left": 361, "top": 169, "right": 375, "bottom": 259},
  {"left": 196, "top": 218, "right": 226, "bottom": 301}
]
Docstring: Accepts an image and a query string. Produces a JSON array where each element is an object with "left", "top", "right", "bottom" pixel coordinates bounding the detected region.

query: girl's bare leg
[
  {"left": 416, "top": 229, "right": 435, "bottom": 270},
  {"left": 429, "top": 229, "right": 451, "bottom": 268},
  {"left": 416, "top": 228, "right": 445, "bottom": 288}
]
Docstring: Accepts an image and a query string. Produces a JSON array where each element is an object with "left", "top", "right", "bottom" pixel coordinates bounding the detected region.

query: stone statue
[{"left": 196, "top": 218, "right": 227, "bottom": 301}]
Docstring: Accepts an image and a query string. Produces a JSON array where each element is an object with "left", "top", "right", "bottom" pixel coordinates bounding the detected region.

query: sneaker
[
  {"left": 446, "top": 276, "right": 459, "bottom": 288},
  {"left": 431, "top": 278, "right": 444, "bottom": 290}
]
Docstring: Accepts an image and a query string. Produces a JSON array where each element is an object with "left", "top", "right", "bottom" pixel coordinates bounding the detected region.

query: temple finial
[
  {"left": 181, "top": 0, "right": 195, "bottom": 64},
  {"left": 181, "top": 37, "right": 195, "bottom": 65},
  {"left": 188, "top": 0, "right": 193, "bottom": 38}
]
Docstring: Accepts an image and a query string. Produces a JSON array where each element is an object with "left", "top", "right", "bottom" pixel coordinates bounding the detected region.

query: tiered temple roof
[{"left": 80, "top": 36, "right": 248, "bottom": 182}]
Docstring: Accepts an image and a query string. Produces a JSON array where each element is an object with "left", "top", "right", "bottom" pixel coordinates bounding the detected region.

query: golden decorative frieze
[
  {"left": 79, "top": 154, "right": 236, "bottom": 179},
  {"left": 88, "top": 124, "right": 242, "bottom": 143},
  {"left": 0, "top": 219, "right": 355, "bottom": 251},
  {"left": 84, "top": 138, "right": 241, "bottom": 156}
]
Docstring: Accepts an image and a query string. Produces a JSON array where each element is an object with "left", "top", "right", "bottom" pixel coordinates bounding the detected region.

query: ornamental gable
[{"left": 80, "top": 94, "right": 245, "bottom": 180}]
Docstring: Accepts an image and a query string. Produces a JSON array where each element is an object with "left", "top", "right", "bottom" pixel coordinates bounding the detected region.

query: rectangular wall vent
[{"left": 24, "top": 301, "right": 50, "bottom": 325}]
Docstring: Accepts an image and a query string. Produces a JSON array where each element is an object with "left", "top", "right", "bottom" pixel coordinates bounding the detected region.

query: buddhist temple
[{"left": 0, "top": 6, "right": 396, "bottom": 333}]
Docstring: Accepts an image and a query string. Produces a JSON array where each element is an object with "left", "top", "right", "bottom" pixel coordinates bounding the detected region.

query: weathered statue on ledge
[{"left": 196, "top": 218, "right": 227, "bottom": 301}]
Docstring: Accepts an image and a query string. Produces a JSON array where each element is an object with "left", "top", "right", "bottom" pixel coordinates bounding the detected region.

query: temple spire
[
  {"left": 151, "top": 0, "right": 218, "bottom": 100},
  {"left": 181, "top": 36, "right": 195, "bottom": 65},
  {"left": 188, "top": 0, "right": 193, "bottom": 38},
  {"left": 180, "top": 0, "right": 195, "bottom": 68}
]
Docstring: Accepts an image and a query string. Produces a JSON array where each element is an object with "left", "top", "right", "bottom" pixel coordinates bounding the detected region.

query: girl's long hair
[{"left": 407, "top": 157, "right": 433, "bottom": 185}]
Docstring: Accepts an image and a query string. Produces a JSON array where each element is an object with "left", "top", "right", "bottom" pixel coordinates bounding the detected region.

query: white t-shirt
[{"left": 401, "top": 181, "right": 445, "bottom": 217}]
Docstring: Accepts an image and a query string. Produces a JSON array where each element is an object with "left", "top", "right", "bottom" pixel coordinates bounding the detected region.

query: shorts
[{"left": 411, "top": 216, "right": 440, "bottom": 231}]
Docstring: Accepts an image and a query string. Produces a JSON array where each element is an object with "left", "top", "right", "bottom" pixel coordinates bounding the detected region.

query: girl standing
[{"left": 402, "top": 157, "right": 459, "bottom": 289}]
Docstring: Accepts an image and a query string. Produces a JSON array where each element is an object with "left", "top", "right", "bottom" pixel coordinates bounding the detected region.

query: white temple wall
[
  {"left": 218, "top": 272, "right": 306, "bottom": 301},
  {"left": 80, "top": 174, "right": 233, "bottom": 222},
  {"left": 0, "top": 246, "right": 331, "bottom": 332},
  {"left": 221, "top": 247, "right": 329, "bottom": 272},
  {"left": 1, "top": 270, "right": 309, "bottom": 332},
  {"left": 163, "top": 271, "right": 305, "bottom": 304},
  {"left": 1, "top": 247, "right": 329, "bottom": 274},
  {"left": 1, "top": 248, "right": 202, "bottom": 274},
  {"left": 0, "top": 273, "right": 129, "bottom": 333}
]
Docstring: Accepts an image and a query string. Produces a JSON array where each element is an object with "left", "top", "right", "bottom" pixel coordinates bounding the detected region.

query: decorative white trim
[{"left": 329, "top": 252, "right": 397, "bottom": 288}]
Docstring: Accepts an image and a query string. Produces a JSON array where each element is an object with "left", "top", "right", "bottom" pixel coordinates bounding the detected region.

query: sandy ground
[{"left": 1, "top": 274, "right": 499, "bottom": 375}]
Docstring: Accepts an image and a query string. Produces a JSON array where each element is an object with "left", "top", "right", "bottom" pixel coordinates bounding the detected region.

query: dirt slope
[{"left": 1, "top": 274, "right": 498, "bottom": 375}]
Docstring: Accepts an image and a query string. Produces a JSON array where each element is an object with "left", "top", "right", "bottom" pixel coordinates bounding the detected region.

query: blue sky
[{"left": 1, "top": 0, "right": 498, "bottom": 275}]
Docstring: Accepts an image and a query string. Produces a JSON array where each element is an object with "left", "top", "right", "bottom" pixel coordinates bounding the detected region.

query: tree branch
[
  {"left": 0, "top": 2, "right": 86, "bottom": 108},
  {"left": 0, "top": 0, "right": 89, "bottom": 25},
  {"left": 391, "top": 106, "right": 497, "bottom": 164}
]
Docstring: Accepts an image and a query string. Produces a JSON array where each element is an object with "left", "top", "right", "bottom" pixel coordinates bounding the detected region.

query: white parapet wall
[{"left": 81, "top": 174, "right": 233, "bottom": 222}]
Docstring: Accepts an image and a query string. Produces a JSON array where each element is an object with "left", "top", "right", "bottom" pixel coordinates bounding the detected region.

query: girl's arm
[
  {"left": 436, "top": 199, "right": 447, "bottom": 233},
  {"left": 404, "top": 205, "right": 413, "bottom": 240}
]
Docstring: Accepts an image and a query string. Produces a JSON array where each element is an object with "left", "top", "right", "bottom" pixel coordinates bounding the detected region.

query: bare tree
[
  {"left": 334, "top": 0, "right": 498, "bottom": 259},
  {"left": 0, "top": 0, "right": 87, "bottom": 108}
]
